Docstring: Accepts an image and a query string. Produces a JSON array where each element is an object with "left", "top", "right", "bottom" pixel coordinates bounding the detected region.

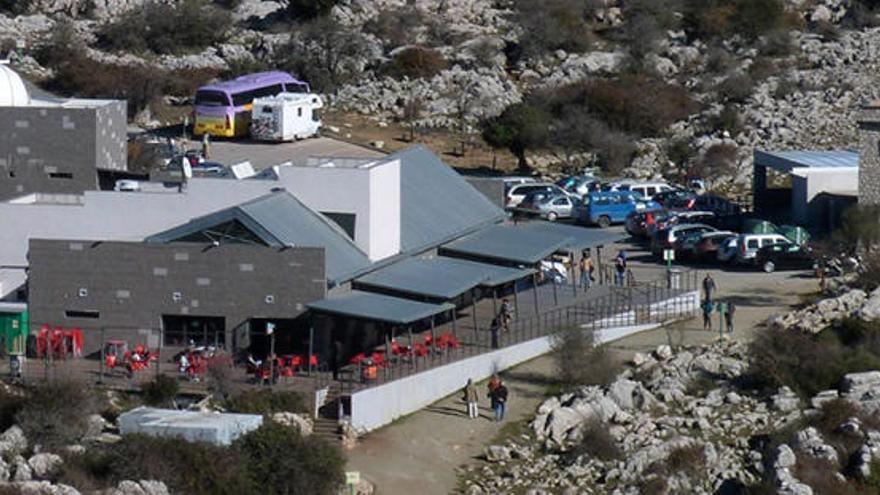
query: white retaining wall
[{"left": 349, "top": 290, "right": 698, "bottom": 432}]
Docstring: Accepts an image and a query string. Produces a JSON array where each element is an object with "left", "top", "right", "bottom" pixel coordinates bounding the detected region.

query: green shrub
[
  {"left": 99, "top": 0, "right": 231, "bottom": 55},
  {"left": 364, "top": 7, "right": 423, "bottom": 48},
  {"left": 286, "top": 0, "right": 340, "bottom": 20},
  {"left": 514, "top": 0, "right": 594, "bottom": 59},
  {"left": 16, "top": 381, "right": 98, "bottom": 449},
  {"left": 99, "top": 434, "right": 252, "bottom": 495},
  {"left": 384, "top": 47, "right": 448, "bottom": 80},
  {"left": 716, "top": 73, "right": 755, "bottom": 104},
  {"left": 141, "top": 374, "right": 179, "bottom": 407},
  {"left": 565, "top": 420, "right": 621, "bottom": 462},
  {"left": 666, "top": 444, "right": 706, "bottom": 477},
  {"left": 551, "top": 326, "right": 621, "bottom": 390},
  {"left": 483, "top": 102, "right": 551, "bottom": 171},
  {"left": 683, "top": 0, "right": 790, "bottom": 41},
  {"left": 747, "top": 322, "right": 880, "bottom": 398},
  {"left": 224, "top": 389, "right": 307, "bottom": 416},
  {"left": 235, "top": 422, "right": 345, "bottom": 495}
]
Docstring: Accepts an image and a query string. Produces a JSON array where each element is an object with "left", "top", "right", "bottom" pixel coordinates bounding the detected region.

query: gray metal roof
[
  {"left": 355, "top": 256, "right": 534, "bottom": 300},
  {"left": 307, "top": 290, "right": 455, "bottom": 325},
  {"left": 754, "top": 150, "right": 859, "bottom": 173},
  {"left": 518, "top": 222, "right": 625, "bottom": 251},
  {"left": 441, "top": 224, "right": 572, "bottom": 265},
  {"left": 146, "top": 192, "right": 371, "bottom": 284},
  {"left": 388, "top": 146, "right": 506, "bottom": 254}
]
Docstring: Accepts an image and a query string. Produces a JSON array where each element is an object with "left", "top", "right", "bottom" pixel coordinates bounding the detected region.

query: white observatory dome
[{"left": 0, "top": 64, "right": 30, "bottom": 107}]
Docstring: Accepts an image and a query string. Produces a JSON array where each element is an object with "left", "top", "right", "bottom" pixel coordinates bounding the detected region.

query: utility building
[{"left": 0, "top": 64, "right": 127, "bottom": 201}]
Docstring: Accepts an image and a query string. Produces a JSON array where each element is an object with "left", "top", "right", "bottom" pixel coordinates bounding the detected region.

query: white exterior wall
[
  {"left": 349, "top": 291, "right": 698, "bottom": 432},
  {"left": 367, "top": 160, "right": 401, "bottom": 260},
  {"left": 278, "top": 160, "right": 401, "bottom": 261},
  {"left": 791, "top": 168, "right": 859, "bottom": 226}
]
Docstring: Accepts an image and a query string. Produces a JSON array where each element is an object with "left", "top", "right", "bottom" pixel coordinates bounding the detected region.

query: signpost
[
  {"left": 266, "top": 322, "right": 275, "bottom": 385},
  {"left": 345, "top": 471, "right": 360, "bottom": 495},
  {"left": 663, "top": 249, "right": 675, "bottom": 267}
]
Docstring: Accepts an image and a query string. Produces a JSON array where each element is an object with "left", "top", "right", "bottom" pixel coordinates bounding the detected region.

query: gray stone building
[
  {"left": 27, "top": 240, "right": 326, "bottom": 356},
  {"left": 0, "top": 66, "right": 127, "bottom": 201},
  {"left": 858, "top": 103, "right": 880, "bottom": 206}
]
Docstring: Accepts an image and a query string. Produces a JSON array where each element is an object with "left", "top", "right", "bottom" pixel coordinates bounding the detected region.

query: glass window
[
  {"left": 747, "top": 239, "right": 759, "bottom": 249},
  {"left": 195, "top": 90, "right": 230, "bottom": 107},
  {"left": 646, "top": 187, "right": 657, "bottom": 196},
  {"left": 553, "top": 198, "right": 567, "bottom": 205},
  {"left": 231, "top": 91, "right": 255, "bottom": 107}
]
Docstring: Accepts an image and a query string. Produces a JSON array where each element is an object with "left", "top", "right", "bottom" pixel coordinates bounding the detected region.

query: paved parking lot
[{"left": 204, "top": 137, "right": 386, "bottom": 170}]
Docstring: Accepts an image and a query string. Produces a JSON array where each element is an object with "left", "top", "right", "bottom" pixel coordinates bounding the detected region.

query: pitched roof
[
  {"left": 388, "top": 146, "right": 506, "bottom": 254},
  {"left": 146, "top": 192, "right": 371, "bottom": 284},
  {"left": 307, "top": 290, "right": 455, "bottom": 325},
  {"left": 355, "top": 256, "right": 534, "bottom": 300},
  {"left": 754, "top": 150, "right": 859, "bottom": 173},
  {"left": 441, "top": 224, "right": 573, "bottom": 265}
]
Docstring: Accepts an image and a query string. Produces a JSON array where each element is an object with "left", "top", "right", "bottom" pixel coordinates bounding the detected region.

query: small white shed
[
  {"left": 118, "top": 406, "right": 263, "bottom": 445},
  {"left": 251, "top": 92, "right": 323, "bottom": 142}
]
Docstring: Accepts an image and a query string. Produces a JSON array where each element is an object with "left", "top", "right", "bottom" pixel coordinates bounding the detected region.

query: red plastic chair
[
  {"left": 349, "top": 352, "right": 366, "bottom": 365},
  {"left": 291, "top": 355, "right": 303, "bottom": 371},
  {"left": 413, "top": 343, "right": 428, "bottom": 357},
  {"left": 36, "top": 325, "right": 49, "bottom": 358},
  {"left": 309, "top": 355, "right": 318, "bottom": 368}
]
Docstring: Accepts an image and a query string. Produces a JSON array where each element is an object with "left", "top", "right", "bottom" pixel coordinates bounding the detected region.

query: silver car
[{"left": 534, "top": 195, "right": 584, "bottom": 221}]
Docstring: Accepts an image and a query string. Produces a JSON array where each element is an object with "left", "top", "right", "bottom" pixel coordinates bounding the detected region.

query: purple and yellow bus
[{"left": 193, "top": 71, "right": 309, "bottom": 138}]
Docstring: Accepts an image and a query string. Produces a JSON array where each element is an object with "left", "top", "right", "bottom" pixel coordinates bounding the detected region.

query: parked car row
[{"left": 626, "top": 206, "right": 816, "bottom": 273}]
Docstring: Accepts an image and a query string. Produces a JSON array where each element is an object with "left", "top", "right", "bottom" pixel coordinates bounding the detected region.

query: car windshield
[{"left": 195, "top": 90, "right": 229, "bottom": 107}]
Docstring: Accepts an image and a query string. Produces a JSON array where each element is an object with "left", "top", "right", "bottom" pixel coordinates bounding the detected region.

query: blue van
[{"left": 580, "top": 191, "right": 660, "bottom": 228}]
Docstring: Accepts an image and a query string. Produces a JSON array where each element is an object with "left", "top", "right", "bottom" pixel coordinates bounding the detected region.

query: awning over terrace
[
  {"left": 441, "top": 224, "right": 571, "bottom": 265},
  {"left": 518, "top": 222, "right": 625, "bottom": 251},
  {"left": 354, "top": 256, "right": 535, "bottom": 300},
  {"left": 307, "top": 291, "right": 455, "bottom": 325}
]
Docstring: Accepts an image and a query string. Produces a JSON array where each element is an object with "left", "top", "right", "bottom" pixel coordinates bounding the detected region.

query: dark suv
[{"left": 754, "top": 243, "right": 816, "bottom": 273}]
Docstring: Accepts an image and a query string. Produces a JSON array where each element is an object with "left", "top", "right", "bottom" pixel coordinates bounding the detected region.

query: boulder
[
  {"left": 485, "top": 445, "right": 511, "bottom": 462},
  {"left": 0, "top": 426, "right": 28, "bottom": 456},
  {"left": 653, "top": 345, "right": 673, "bottom": 360},
  {"left": 110, "top": 480, "right": 170, "bottom": 495},
  {"left": 12, "top": 456, "right": 32, "bottom": 482},
  {"left": 27, "top": 453, "right": 62, "bottom": 480},
  {"left": 608, "top": 378, "right": 658, "bottom": 411},
  {"left": 771, "top": 387, "right": 801, "bottom": 413},
  {"left": 271, "top": 412, "right": 313, "bottom": 436},
  {"left": 793, "top": 427, "right": 838, "bottom": 465},
  {"left": 774, "top": 444, "right": 797, "bottom": 469}
]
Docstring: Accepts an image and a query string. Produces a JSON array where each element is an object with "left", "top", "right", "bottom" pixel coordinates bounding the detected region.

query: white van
[
  {"left": 620, "top": 182, "right": 673, "bottom": 201},
  {"left": 734, "top": 233, "right": 791, "bottom": 264}
]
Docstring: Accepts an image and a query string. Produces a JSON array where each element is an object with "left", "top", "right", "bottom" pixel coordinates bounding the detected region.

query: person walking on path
[
  {"left": 464, "top": 379, "right": 479, "bottom": 419},
  {"left": 703, "top": 273, "right": 717, "bottom": 303},
  {"left": 702, "top": 299, "right": 714, "bottom": 330},
  {"left": 614, "top": 250, "right": 627, "bottom": 286},
  {"left": 501, "top": 299, "right": 513, "bottom": 330},
  {"left": 579, "top": 252, "right": 594, "bottom": 290},
  {"left": 490, "top": 382, "right": 509, "bottom": 421},
  {"left": 725, "top": 300, "right": 736, "bottom": 334}
]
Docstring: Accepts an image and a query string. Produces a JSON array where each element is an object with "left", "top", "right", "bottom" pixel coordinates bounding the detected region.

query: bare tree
[{"left": 402, "top": 97, "right": 425, "bottom": 143}]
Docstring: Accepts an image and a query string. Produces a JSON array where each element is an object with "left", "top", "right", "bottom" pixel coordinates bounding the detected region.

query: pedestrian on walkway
[
  {"left": 702, "top": 299, "right": 713, "bottom": 330},
  {"left": 579, "top": 252, "right": 594, "bottom": 290},
  {"left": 501, "top": 299, "right": 513, "bottom": 330},
  {"left": 614, "top": 250, "right": 627, "bottom": 286},
  {"left": 464, "top": 379, "right": 479, "bottom": 419},
  {"left": 201, "top": 133, "right": 211, "bottom": 160},
  {"left": 725, "top": 300, "right": 736, "bottom": 334},
  {"left": 487, "top": 374, "right": 500, "bottom": 395},
  {"left": 490, "top": 382, "right": 509, "bottom": 421},
  {"left": 702, "top": 273, "right": 716, "bottom": 303},
  {"left": 490, "top": 318, "right": 500, "bottom": 349}
]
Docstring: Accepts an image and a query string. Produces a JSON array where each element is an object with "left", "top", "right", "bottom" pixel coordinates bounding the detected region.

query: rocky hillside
[
  {"left": 2, "top": 0, "right": 880, "bottom": 183},
  {"left": 460, "top": 339, "right": 880, "bottom": 494}
]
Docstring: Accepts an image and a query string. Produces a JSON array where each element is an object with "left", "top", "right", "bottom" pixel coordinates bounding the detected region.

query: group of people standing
[
  {"left": 701, "top": 273, "right": 735, "bottom": 333},
  {"left": 578, "top": 249, "right": 629, "bottom": 288},
  {"left": 463, "top": 375, "right": 509, "bottom": 421}
]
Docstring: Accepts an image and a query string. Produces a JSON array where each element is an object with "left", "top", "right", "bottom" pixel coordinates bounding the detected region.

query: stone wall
[{"left": 858, "top": 105, "right": 880, "bottom": 205}]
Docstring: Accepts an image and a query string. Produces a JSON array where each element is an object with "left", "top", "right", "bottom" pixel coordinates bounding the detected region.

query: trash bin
[{"left": 667, "top": 269, "right": 682, "bottom": 290}]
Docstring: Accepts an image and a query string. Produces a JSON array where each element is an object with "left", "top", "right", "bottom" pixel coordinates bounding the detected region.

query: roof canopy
[
  {"left": 389, "top": 146, "right": 506, "bottom": 254},
  {"left": 518, "top": 222, "right": 624, "bottom": 252},
  {"left": 441, "top": 224, "right": 572, "bottom": 265},
  {"left": 754, "top": 150, "right": 859, "bottom": 173},
  {"left": 355, "top": 256, "right": 534, "bottom": 300},
  {"left": 147, "top": 192, "right": 371, "bottom": 284},
  {"left": 307, "top": 291, "right": 455, "bottom": 325}
]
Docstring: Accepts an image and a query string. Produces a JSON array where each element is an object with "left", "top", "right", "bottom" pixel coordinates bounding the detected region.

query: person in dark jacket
[
  {"left": 725, "top": 301, "right": 736, "bottom": 334},
  {"left": 490, "top": 382, "right": 509, "bottom": 421}
]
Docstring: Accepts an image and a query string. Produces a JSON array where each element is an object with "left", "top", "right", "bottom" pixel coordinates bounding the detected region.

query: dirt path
[{"left": 345, "top": 265, "right": 820, "bottom": 495}]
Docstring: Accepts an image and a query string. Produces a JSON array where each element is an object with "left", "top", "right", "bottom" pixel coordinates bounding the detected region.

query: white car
[
  {"left": 734, "top": 233, "right": 791, "bottom": 264},
  {"left": 506, "top": 183, "right": 569, "bottom": 208},
  {"left": 618, "top": 182, "right": 674, "bottom": 201},
  {"left": 114, "top": 180, "right": 140, "bottom": 192}
]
